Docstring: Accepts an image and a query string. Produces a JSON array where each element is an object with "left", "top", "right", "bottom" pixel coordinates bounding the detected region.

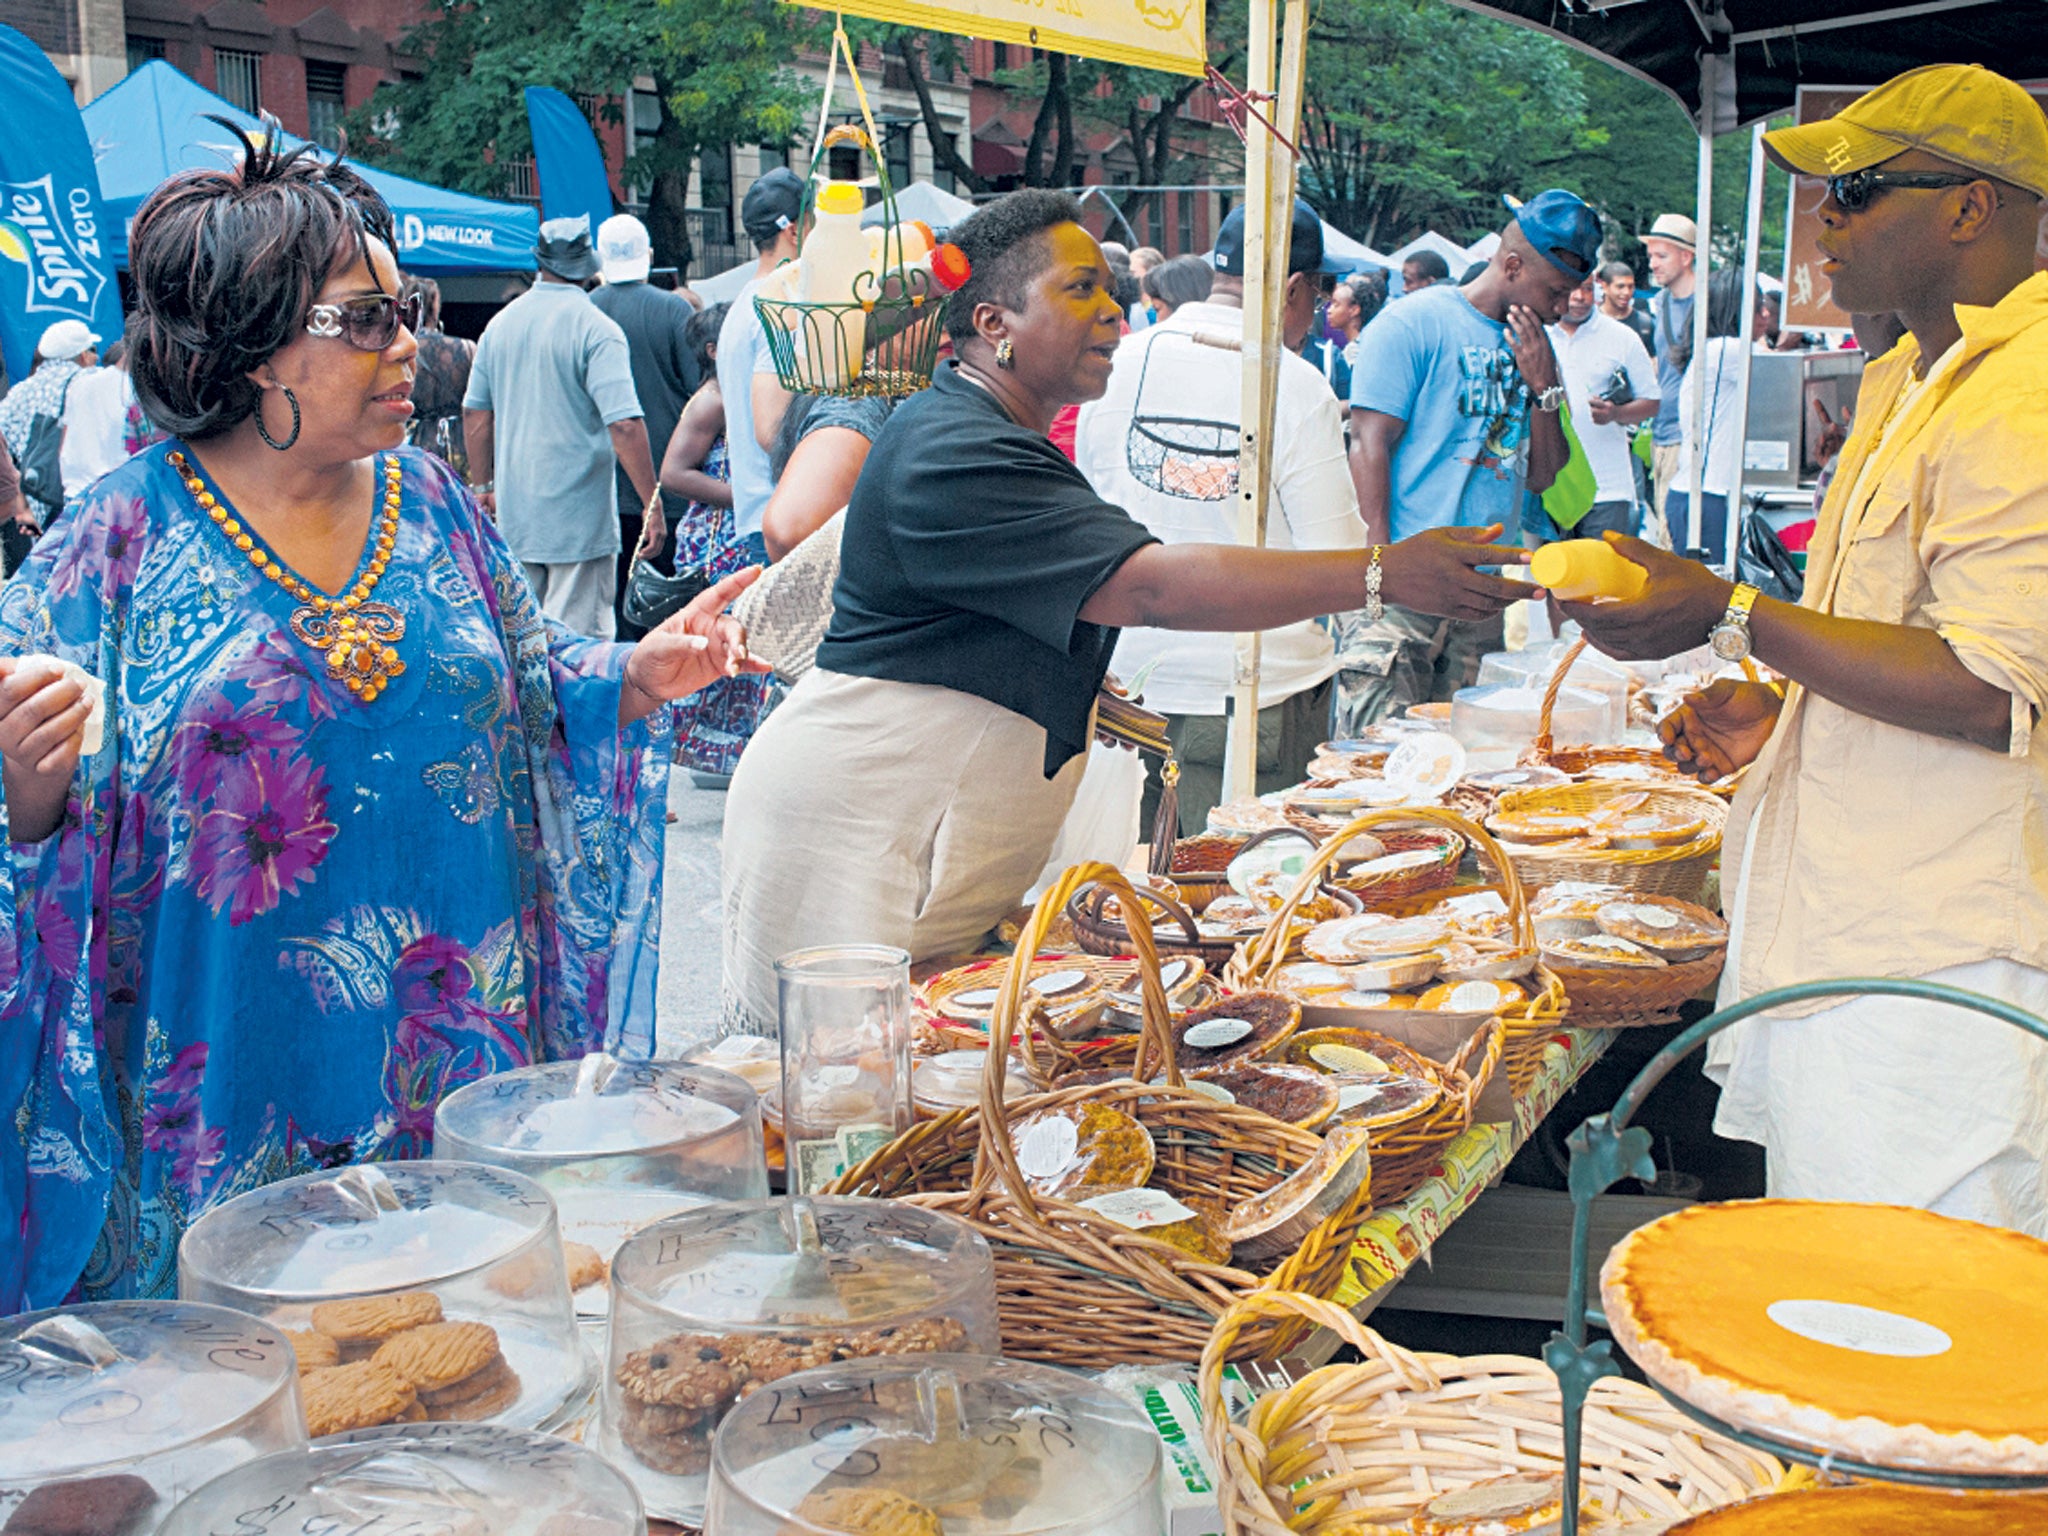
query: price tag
[{"left": 1080, "top": 1188, "right": 1198, "bottom": 1231}]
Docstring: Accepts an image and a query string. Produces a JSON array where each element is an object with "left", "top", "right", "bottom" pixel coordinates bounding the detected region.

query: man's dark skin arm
[{"left": 1346, "top": 408, "right": 1404, "bottom": 546}]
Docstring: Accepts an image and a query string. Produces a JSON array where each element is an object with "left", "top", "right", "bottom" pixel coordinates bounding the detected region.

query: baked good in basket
[
  {"left": 1223, "top": 1123, "right": 1371, "bottom": 1263},
  {"left": 1302, "top": 914, "right": 1451, "bottom": 965},
  {"left": 1601, "top": 1200, "right": 2048, "bottom": 1474},
  {"left": 1409, "top": 1473, "right": 1570, "bottom": 1534},
  {"left": 1190, "top": 1063, "right": 1343, "bottom": 1130},
  {"left": 1541, "top": 932, "right": 1667, "bottom": 969},
  {"left": 1417, "top": 978, "right": 1527, "bottom": 1014},
  {"left": 1008, "top": 1101, "right": 1155, "bottom": 1200},
  {"left": 1324, "top": 1071, "right": 1443, "bottom": 1128},
  {"left": 1595, "top": 895, "right": 1728, "bottom": 962},
  {"left": 1169, "top": 990, "right": 1300, "bottom": 1068},
  {"left": 1487, "top": 807, "right": 1596, "bottom": 844}
]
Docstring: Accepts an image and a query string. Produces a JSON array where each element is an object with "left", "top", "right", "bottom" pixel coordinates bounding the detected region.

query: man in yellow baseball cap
[{"left": 1554, "top": 63, "right": 2048, "bottom": 1236}]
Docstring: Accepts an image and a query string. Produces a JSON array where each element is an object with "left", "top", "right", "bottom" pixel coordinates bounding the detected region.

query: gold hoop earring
[{"left": 995, "top": 337, "right": 1015, "bottom": 370}]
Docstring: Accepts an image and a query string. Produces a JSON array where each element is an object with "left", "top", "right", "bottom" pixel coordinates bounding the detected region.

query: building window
[
  {"left": 127, "top": 35, "right": 166, "bottom": 71},
  {"left": 932, "top": 153, "right": 954, "bottom": 194},
  {"left": 1176, "top": 190, "right": 1195, "bottom": 255},
  {"left": 992, "top": 42, "right": 1009, "bottom": 71},
  {"left": 885, "top": 124, "right": 912, "bottom": 193},
  {"left": 306, "top": 61, "right": 347, "bottom": 152},
  {"left": 759, "top": 143, "right": 789, "bottom": 173},
  {"left": 699, "top": 145, "right": 734, "bottom": 222},
  {"left": 216, "top": 48, "right": 261, "bottom": 114},
  {"left": 504, "top": 156, "right": 538, "bottom": 203}
]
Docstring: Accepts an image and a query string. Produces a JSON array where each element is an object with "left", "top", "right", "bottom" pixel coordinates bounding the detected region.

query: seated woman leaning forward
[
  {"left": 721, "top": 188, "right": 1527, "bottom": 1033},
  {"left": 0, "top": 133, "right": 760, "bottom": 1311}
]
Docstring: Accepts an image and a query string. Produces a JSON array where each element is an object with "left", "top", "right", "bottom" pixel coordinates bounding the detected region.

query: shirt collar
[{"left": 1953, "top": 270, "right": 2048, "bottom": 359}]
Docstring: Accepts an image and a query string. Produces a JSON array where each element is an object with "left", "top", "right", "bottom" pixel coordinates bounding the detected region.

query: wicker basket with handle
[
  {"left": 830, "top": 862, "right": 1377, "bottom": 1366},
  {"left": 1523, "top": 634, "right": 1743, "bottom": 797},
  {"left": 1488, "top": 779, "right": 1727, "bottom": 903},
  {"left": 1226, "top": 805, "right": 1560, "bottom": 1128},
  {"left": 1199, "top": 1290, "right": 1787, "bottom": 1536}
]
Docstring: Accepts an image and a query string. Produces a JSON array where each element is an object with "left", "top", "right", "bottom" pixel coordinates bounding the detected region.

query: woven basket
[
  {"left": 1200, "top": 1291, "right": 1786, "bottom": 1536},
  {"left": 1490, "top": 780, "right": 1727, "bottom": 903},
  {"left": 831, "top": 863, "right": 1377, "bottom": 1366},
  {"left": 1524, "top": 635, "right": 1741, "bottom": 799},
  {"left": 1542, "top": 949, "right": 1725, "bottom": 1029},
  {"left": 1224, "top": 808, "right": 1551, "bottom": 1162},
  {"left": 1326, "top": 826, "right": 1465, "bottom": 909}
]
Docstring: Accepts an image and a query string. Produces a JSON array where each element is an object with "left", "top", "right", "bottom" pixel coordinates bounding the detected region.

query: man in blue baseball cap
[{"left": 1333, "top": 187, "right": 1597, "bottom": 730}]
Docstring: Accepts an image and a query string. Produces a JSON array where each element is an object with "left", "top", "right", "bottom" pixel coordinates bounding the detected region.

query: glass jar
[
  {"left": 599, "top": 1195, "right": 998, "bottom": 1524},
  {"left": 0, "top": 1301, "right": 302, "bottom": 1532},
  {"left": 158, "top": 1422, "right": 644, "bottom": 1536},
  {"left": 434, "top": 1054, "right": 768, "bottom": 1267},
  {"left": 178, "top": 1161, "right": 589, "bottom": 1432},
  {"left": 776, "top": 945, "right": 915, "bottom": 1194},
  {"left": 707, "top": 1353, "right": 1164, "bottom": 1535}
]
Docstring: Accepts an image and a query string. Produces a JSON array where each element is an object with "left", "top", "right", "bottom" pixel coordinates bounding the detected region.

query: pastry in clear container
[
  {"left": 706, "top": 1354, "right": 1164, "bottom": 1535},
  {"left": 178, "top": 1161, "right": 590, "bottom": 1432},
  {"left": 156, "top": 1422, "right": 645, "bottom": 1536},
  {"left": 0, "top": 1301, "right": 303, "bottom": 1534},
  {"left": 600, "top": 1195, "right": 998, "bottom": 1524},
  {"left": 1009, "top": 1102, "right": 1155, "bottom": 1200},
  {"left": 910, "top": 1049, "right": 1030, "bottom": 1118},
  {"left": 433, "top": 1053, "right": 768, "bottom": 1285}
]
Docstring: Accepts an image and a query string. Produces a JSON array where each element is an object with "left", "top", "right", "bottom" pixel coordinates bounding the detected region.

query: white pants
[
  {"left": 721, "top": 670, "right": 1088, "bottom": 1035},
  {"left": 522, "top": 555, "right": 617, "bottom": 639}
]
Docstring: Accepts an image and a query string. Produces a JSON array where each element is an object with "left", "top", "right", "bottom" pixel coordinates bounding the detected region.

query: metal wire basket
[{"left": 753, "top": 124, "right": 947, "bottom": 399}]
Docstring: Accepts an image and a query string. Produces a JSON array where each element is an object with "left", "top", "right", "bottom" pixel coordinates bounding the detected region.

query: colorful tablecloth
[{"left": 1337, "top": 1027, "right": 1610, "bottom": 1306}]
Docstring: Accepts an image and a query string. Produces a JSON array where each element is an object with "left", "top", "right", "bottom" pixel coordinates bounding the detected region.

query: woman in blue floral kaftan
[{"left": 0, "top": 137, "right": 760, "bottom": 1311}]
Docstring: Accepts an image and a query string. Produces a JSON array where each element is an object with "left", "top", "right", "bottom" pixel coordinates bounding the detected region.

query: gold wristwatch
[{"left": 1709, "top": 583, "right": 1761, "bottom": 663}]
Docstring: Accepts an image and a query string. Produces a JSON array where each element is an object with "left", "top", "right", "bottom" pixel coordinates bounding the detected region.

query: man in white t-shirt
[
  {"left": 1076, "top": 199, "right": 1363, "bottom": 834},
  {"left": 1522, "top": 277, "right": 1658, "bottom": 547}
]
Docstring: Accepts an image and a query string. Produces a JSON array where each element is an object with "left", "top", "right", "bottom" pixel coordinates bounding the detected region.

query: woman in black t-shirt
[{"left": 720, "top": 190, "right": 1531, "bottom": 1033}]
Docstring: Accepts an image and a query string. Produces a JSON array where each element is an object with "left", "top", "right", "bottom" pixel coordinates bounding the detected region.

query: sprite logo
[{"left": 0, "top": 173, "right": 108, "bottom": 315}]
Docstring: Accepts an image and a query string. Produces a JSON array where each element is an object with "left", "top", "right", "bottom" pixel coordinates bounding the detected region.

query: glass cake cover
[
  {"left": 598, "top": 1195, "right": 998, "bottom": 1523},
  {"left": 0, "top": 1301, "right": 303, "bottom": 1534},
  {"left": 706, "top": 1353, "right": 1165, "bottom": 1535},
  {"left": 178, "top": 1161, "right": 589, "bottom": 1431},
  {"left": 434, "top": 1053, "right": 768, "bottom": 1263},
  {"left": 158, "top": 1422, "right": 644, "bottom": 1536}
]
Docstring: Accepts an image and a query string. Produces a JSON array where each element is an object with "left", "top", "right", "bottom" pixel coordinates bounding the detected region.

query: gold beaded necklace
[{"left": 169, "top": 448, "right": 407, "bottom": 704}]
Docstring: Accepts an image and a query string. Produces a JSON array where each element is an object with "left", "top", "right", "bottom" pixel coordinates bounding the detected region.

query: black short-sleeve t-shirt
[{"left": 816, "top": 364, "right": 1158, "bottom": 776}]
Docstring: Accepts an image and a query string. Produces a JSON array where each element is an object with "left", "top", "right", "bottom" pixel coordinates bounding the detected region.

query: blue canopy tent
[{"left": 82, "top": 61, "right": 537, "bottom": 276}]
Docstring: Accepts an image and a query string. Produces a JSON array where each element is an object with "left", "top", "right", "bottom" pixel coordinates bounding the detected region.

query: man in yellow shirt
[{"left": 1565, "top": 64, "right": 2048, "bottom": 1234}]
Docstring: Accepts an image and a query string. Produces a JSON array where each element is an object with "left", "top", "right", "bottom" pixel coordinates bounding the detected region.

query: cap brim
[
  {"left": 601, "top": 258, "right": 651, "bottom": 283},
  {"left": 538, "top": 253, "right": 601, "bottom": 280},
  {"left": 1762, "top": 116, "right": 1905, "bottom": 179}
]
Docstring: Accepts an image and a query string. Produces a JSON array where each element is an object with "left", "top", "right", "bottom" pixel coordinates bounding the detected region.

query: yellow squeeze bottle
[{"left": 1529, "top": 538, "right": 1647, "bottom": 602}]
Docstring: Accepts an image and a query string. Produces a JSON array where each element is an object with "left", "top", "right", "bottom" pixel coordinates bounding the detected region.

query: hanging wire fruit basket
[{"left": 753, "top": 124, "right": 951, "bottom": 399}]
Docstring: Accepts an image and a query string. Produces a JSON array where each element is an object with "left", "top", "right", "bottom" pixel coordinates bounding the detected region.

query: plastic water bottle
[{"left": 797, "top": 180, "right": 870, "bottom": 387}]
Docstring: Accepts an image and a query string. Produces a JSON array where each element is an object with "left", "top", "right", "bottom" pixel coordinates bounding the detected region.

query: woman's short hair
[
  {"left": 942, "top": 188, "right": 1087, "bottom": 343},
  {"left": 686, "top": 302, "right": 726, "bottom": 382},
  {"left": 1141, "top": 254, "right": 1214, "bottom": 313},
  {"left": 400, "top": 274, "right": 442, "bottom": 331},
  {"left": 129, "top": 123, "right": 397, "bottom": 439}
]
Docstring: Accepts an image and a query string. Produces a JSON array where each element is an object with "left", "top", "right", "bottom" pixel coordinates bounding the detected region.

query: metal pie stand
[{"left": 1546, "top": 979, "right": 2048, "bottom": 1535}]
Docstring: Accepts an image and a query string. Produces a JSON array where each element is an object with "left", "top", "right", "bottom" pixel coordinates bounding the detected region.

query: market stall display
[
  {"left": 178, "top": 1162, "right": 589, "bottom": 1433},
  {"left": 705, "top": 1353, "right": 1165, "bottom": 1535},
  {"left": 0, "top": 1301, "right": 304, "bottom": 1533},
  {"left": 833, "top": 864, "right": 1376, "bottom": 1365},
  {"left": 598, "top": 1195, "right": 998, "bottom": 1523},
  {"left": 1197, "top": 1290, "right": 1782, "bottom": 1535},
  {"left": 156, "top": 1423, "right": 646, "bottom": 1536},
  {"left": 1530, "top": 884, "right": 1729, "bottom": 1027},
  {"left": 1486, "top": 780, "right": 1726, "bottom": 903},
  {"left": 1549, "top": 979, "right": 2048, "bottom": 1536},
  {"left": 433, "top": 1054, "right": 768, "bottom": 1287}
]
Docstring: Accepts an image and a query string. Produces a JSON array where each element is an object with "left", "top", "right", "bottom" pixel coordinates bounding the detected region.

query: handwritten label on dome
[{"left": 1766, "top": 1299, "right": 1953, "bottom": 1358}]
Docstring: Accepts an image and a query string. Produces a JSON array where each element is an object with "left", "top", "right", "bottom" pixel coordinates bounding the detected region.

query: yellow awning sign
[{"left": 810, "top": 0, "right": 1205, "bottom": 76}]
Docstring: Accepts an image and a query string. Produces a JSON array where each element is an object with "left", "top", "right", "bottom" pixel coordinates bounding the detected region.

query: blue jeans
[
  {"left": 1520, "top": 495, "right": 1636, "bottom": 548},
  {"left": 1664, "top": 490, "right": 1729, "bottom": 567}
]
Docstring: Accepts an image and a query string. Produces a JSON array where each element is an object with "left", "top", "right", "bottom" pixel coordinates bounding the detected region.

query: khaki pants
[
  {"left": 721, "top": 670, "right": 1087, "bottom": 1035},
  {"left": 1141, "top": 679, "right": 1332, "bottom": 838},
  {"left": 1651, "top": 442, "right": 1683, "bottom": 521},
  {"left": 522, "top": 554, "right": 617, "bottom": 639},
  {"left": 1328, "top": 605, "right": 1503, "bottom": 736}
]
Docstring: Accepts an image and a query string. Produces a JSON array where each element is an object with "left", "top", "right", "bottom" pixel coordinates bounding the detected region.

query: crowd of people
[{"left": 3, "top": 61, "right": 2046, "bottom": 1311}]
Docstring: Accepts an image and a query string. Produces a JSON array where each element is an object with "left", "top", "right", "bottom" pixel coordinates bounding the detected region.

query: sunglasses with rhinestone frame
[{"left": 305, "top": 292, "right": 426, "bottom": 351}]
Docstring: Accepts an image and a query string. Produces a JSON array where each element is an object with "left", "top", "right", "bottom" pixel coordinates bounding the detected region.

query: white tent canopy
[
  {"left": 1387, "top": 230, "right": 1478, "bottom": 273},
  {"left": 1321, "top": 221, "right": 1391, "bottom": 272},
  {"left": 862, "top": 179, "right": 977, "bottom": 232},
  {"left": 1465, "top": 231, "right": 1501, "bottom": 264},
  {"left": 689, "top": 258, "right": 759, "bottom": 304}
]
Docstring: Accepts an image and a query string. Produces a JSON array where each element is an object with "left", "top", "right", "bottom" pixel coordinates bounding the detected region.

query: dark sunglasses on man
[
  {"left": 305, "top": 291, "right": 426, "bottom": 351},
  {"left": 1826, "top": 167, "right": 1996, "bottom": 213}
]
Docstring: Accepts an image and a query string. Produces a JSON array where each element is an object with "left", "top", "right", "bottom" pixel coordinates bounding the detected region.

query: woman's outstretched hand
[
  {"left": 0, "top": 659, "right": 92, "bottom": 843},
  {"left": 1380, "top": 524, "right": 1543, "bottom": 622},
  {"left": 619, "top": 566, "right": 771, "bottom": 725}
]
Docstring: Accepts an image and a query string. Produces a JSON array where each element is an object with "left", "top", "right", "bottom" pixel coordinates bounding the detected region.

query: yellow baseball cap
[{"left": 1763, "top": 64, "right": 2048, "bottom": 203}]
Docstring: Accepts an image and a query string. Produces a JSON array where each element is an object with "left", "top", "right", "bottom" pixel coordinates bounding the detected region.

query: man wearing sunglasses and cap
[
  {"left": 1562, "top": 64, "right": 2048, "bottom": 1236},
  {"left": 464, "top": 215, "right": 660, "bottom": 639}
]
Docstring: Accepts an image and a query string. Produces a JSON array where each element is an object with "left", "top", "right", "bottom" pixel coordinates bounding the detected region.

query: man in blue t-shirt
[{"left": 1336, "top": 190, "right": 1595, "bottom": 729}]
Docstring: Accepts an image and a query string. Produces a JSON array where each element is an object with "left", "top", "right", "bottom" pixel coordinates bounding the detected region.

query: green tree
[
  {"left": 347, "top": 0, "right": 817, "bottom": 272},
  {"left": 1298, "top": 0, "right": 1600, "bottom": 248}
]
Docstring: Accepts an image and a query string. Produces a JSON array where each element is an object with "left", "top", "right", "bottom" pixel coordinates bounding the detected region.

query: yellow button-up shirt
[{"left": 1725, "top": 272, "right": 2048, "bottom": 1005}]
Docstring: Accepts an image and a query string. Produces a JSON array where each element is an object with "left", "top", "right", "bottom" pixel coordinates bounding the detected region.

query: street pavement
[{"left": 655, "top": 772, "right": 728, "bottom": 1056}]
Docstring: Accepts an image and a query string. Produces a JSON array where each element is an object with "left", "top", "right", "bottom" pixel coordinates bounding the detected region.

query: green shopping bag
[{"left": 1541, "top": 398, "right": 1599, "bottom": 532}]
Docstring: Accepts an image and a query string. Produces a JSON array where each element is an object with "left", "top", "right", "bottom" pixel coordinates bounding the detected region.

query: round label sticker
[
  {"left": 1015, "top": 1116, "right": 1080, "bottom": 1179},
  {"left": 1159, "top": 959, "right": 1192, "bottom": 988},
  {"left": 1766, "top": 1299, "right": 1953, "bottom": 1358},
  {"left": 1629, "top": 906, "right": 1681, "bottom": 930},
  {"left": 1031, "top": 968, "right": 1090, "bottom": 997},
  {"left": 1337, "top": 990, "right": 1393, "bottom": 1009},
  {"left": 1183, "top": 1079, "right": 1236, "bottom": 1105},
  {"left": 1184, "top": 1018, "right": 1255, "bottom": 1050},
  {"left": 1448, "top": 981, "right": 1503, "bottom": 1012},
  {"left": 1311, "top": 1043, "right": 1390, "bottom": 1073},
  {"left": 953, "top": 987, "right": 1001, "bottom": 1009}
]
